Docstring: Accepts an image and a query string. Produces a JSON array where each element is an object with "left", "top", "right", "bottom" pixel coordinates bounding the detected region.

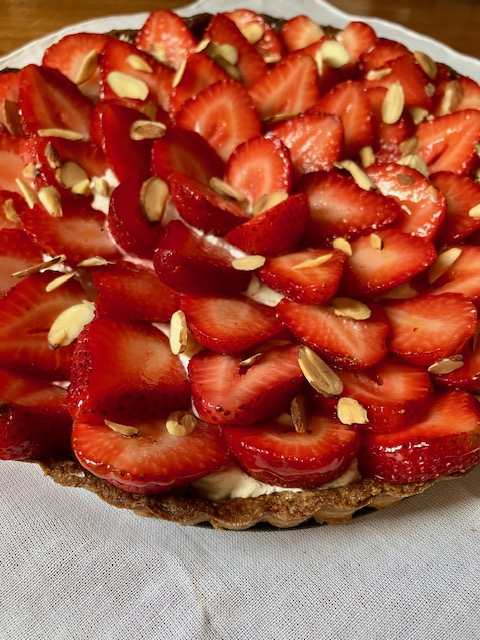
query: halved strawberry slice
[
  {"left": 277, "top": 298, "right": 389, "bottom": 370},
  {"left": 358, "top": 390, "right": 480, "bottom": 483},
  {"left": 68, "top": 316, "right": 190, "bottom": 424},
  {"left": 280, "top": 15, "right": 325, "bottom": 52},
  {"left": 0, "top": 133, "right": 29, "bottom": 193},
  {"left": 0, "top": 71, "right": 22, "bottom": 135},
  {"left": 428, "top": 245, "right": 480, "bottom": 304},
  {"left": 153, "top": 220, "right": 250, "bottom": 296},
  {"left": 360, "top": 38, "right": 410, "bottom": 73},
  {"left": 175, "top": 80, "right": 261, "bottom": 162},
  {"left": 223, "top": 411, "right": 360, "bottom": 489},
  {"left": 258, "top": 248, "right": 347, "bottom": 304},
  {"left": 383, "top": 292, "right": 478, "bottom": 367},
  {"left": 189, "top": 343, "right": 304, "bottom": 426},
  {"left": 366, "top": 86, "right": 415, "bottom": 163},
  {"left": 432, "top": 341, "right": 480, "bottom": 392},
  {"left": 0, "top": 228, "right": 43, "bottom": 294},
  {"left": 180, "top": 294, "right": 283, "bottom": 354},
  {"left": 430, "top": 171, "right": 480, "bottom": 244},
  {"left": 224, "top": 9, "right": 285, "bottom": 60},
  {"left": 0, "top": 369, "right": 72, "bottom": 461},
  {"left": 337, "top": 21, "right": 378, "bottom": 69},
  {"left": 72, "top": 417, "right": 228, "bottom": 495}
]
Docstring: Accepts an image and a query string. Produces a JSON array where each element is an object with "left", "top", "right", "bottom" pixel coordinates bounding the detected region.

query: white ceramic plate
[{"left": 1, "top": 0, "right": 479, "bottom": 82}]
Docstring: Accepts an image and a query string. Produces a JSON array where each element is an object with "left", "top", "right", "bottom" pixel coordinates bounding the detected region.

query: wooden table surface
[{"left": 0, "top": 0, "right": 479, "bottom": 60}]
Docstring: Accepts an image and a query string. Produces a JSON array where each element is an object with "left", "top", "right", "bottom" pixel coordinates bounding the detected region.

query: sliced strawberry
[
  {"left": 318, "top": 356, "right": 433, "bottom": 432},
  {"left": 366, "top": 86, "right": 415, "bottom": 163},
  {"left": 0, "top": 71, "right": 22, "bottom": 135},
  {"left": 298, "top": 169, "right": 401, "bottom": 244},
  {"left": 416, "top": 109, "right": 480, "bottom": 175},
  {"left": 168, "top": 173, "right": 248, "bottom": 236},
  {"left": 0, "top": 228, "right": 43, "bottom": 294},
  {"left": 68, "top": 316, "right": 190, "bottom": 424},
  {"left": 430, "top": 171, "right": 480, "bottom": 244},
  {"left": 360, "top": 38, "right": 410, "bottom": 73},
  {"left": 431, "top": 341, "right": 480, "bottom": 392},
  {"left": 269, "top": 113, "right": 343, "bottom": 174},
  {"left": 455, "top": 75, "right": 480, "bottom": 111},
  {"left": 433, "top": 76, "right": 480, "bottom": 116},
  {"left": 224, "top": 135, "right": 293, "bottom": 204},
  {"left": 428, "top": 245, "right": 480, "bottom": 304},
  {"left": 224, "top": 9, "right": 285, "bottom": 60},
  {"left": 337, "top": 21, "right": 378, "bottom": 69},
  {"left": 18, "top": 65, "right": 92, "bottom": 139},
  {"left": 258, "top": 248, "right": 347, "bottom": 304},
  {"left": 383, "top": 292, "right": 478, "bottom": 367},
  {"left": 0, "top": 272, "right": 86, "bottom": 380},
  {"left": 248, "top": 53, "right": 320, "bottom": 121},
  {"left": 135, "top": 9, "right": 197, "bottom": 70},
  {"left": 280, "top": 15, "right": 325, "bottom": 52},
  {"left": 340, "top": 228, "right": 437, "bottom": 297},
  {"left": 310, "top": 80, "right": 373, "bottom": 157},
  {"left": 204, "top": 13, "right": 268, "bottom": 87},
  {"left": 153, "top": 220, "right": 250, "bottom": 296},
  {"left": 0, "top": 370, "right": 71, "bottom": 461},
  {"left": 365, "top": 163, "right": 446, "bottom": 240},
  {"left": 0, "top": 133, "right": 28, "bottom": 193},
  {"left": 180, "top": 294, "right": 283, "bottom": 354},
  {"left": 223, "top": 411, "right": 359, "bottom": 489},
  {"left": 277, "top": 298, "right": 389, "bottom": 370},
  {"left": 225, "top": 193, "right": 310, "bottom": 256},
  {"left": 189, "top": 344, "right": 304, "bottom": 426},
  {"left": 358, "top": 390, "right": 480, "bottom": 483},
  {"left": 92, "top": 262, "right": 180, "bottom": 322},
  {"left": 72, "top": 417, "right": 228, "bottom": 495},
  {"left": 175, "top": 80, "right": 261, "bottom": 162}
]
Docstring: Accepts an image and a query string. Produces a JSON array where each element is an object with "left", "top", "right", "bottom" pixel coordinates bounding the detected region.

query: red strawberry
[
  {"left": 340, "top": 228, "right": 437, "bottom": 297},
  {"left": 224, "top": 9, "right": 285, "bottom": 60},
  {"left": 337, "top": 21, "right": 378, "bottom": 68},
  {"left": 277, "top": 298, "right": 389, "bottom": 370},
  {"left": 360, "top": 38, "right": 410, "bottom": 73},
  {"left": 189, "top": 343, "right": 304, "bottom": 426},
  {"left": 358, "top": 390, "right": 480, "bottom": 483},
  {"left": 175, "top": 80, "right": 261, "bottom": 162},
  {"left": 298, "top": 169, "right": 401, "bottom": 244},
  {"left": 0, "top": 272, "right": 87, "bottom": 380},
  {"left": 0, "top": 370, "right": 72, "bottom": 461},
  {"left": 92, "top": 262, "right": 180, "bottom": 322},
  {"left": 454, "top": 76, "right": 480, "bottom": 111},
  {"left": 365, "top": 163, "right": 446, "bottom": 240},
  {"left": 225, "top": 193, "right": 310, "bottom": 256},
  {"left": 430, "top": 171, "right": 480, "bottom": 244},
  {"left": 270, "top": 113, "right": 343, "bottom": 175},
  {"left": 68, "top": 316, "right": 190, "bottom": 424},
  {"left": 428, "top": 245, "right": 480, "bottom": 304},
  {"left": 434, "top": 76, "right": 480, "bottom": 116},
  {"left": 258, "top": 248, "right": 347, "bottom": 304},
  {"left": 72, "top": 417, "right": 228, "bottom": 496},
  {"left": 280, "top": 15, "right": 325, "bottom": 52},
  {"left": 431, "top": 341, "right": 480, "bottom": 393},
  {"left": 168, "top": 173, "right": 248, "bottom": 236},
  {"left": 0, "top": 133, "right": 29, "bottom": 193},
  {"left": 180, "top": 294, "right": 283, "bottom": 354},
  {"left": 0, "top": 71, "right": 22, "bottom": 135},
  {"left": 0, "top": 228, "right": 43, "bottom": 294},
  {"left": 153, "top": 220, "right": 250, "bottom": 296},
  {"left": 18, "top": 64, "right": 92, "bottom": 139},
  {"left": 223, "top": 411, "right": 359, "bottom": 489},
  {"left": 383, "top": 292, "right": 478, "bottom": 367},
  {"left": 224, "top": 135, "right": 293, "bottom": 204}
]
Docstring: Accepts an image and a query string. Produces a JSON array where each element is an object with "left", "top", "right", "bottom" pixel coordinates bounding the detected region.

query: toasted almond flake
[
  {"left": 37, "top": 128, "right": 85, "bottom": 141},
  {"left": 195, "top": 38, "right": 211, "bottom": 53},
  {"left": 140, "top": 101, "right": 158, "bottom": 121},
  {"left": 166, "top": 411, "right": 197, "bottom": 436},
  {"left": 106, "top": 71, "right": 149, "bottom": 100},
  {"left": 381, "top": 81, "right": 405, "bottom": 124},
  {"left": 409, "top": 106, "right": 430, "bottom": 125},
  {"left": 252, "top": 191, "right": 289, "bottom": 216},
  {"left": 380, "top": 280, "right": 419, "bottom": 300},
  {"left": 320, "top": 39, "right": 350, "bottom": 68},
  {"left": 239, "top": 352, "right": 263, "bottom": 368},
  {"left": 263, "top": 53, "right": 282, "bottom": 64},
  {"left": 105, "top": 419, "right": 139, "bottom": 436},
  {"left": 365, "top": 67, "right": 392, "bottom": 81},
  {"left": 292, "top": 253, "right": 333, "bottom": 270},
  {"left": 77, "top": 256, "right": 111, "bottom": 267},
  {"left": 427, "top": 184, "right": 439, "bottom": 201},
  {"left": 337, "top": 397, "right": 369, "bottom": 425},
  {"left": 45, "top": 142, "right": 61, "bottom": 169},
  {"left": 38, "top": 185, "right": 63, "bottom": 217},
  {"left": 130, "top": 119, "right": 167, "bottom": 141},
  {"left": 126, "top": 53, "right": 153, "bottom": 73},
  {"left": 396, "top": 154, "right": 429, "bottom": 177},
  {"left": 427, "top": 247, "right": 462, "bottom": 284},
  {"left": 334, "top": 160, "right": 376, "bottom": 191},
  {"left": 213, "top": 42, "right": 239, "bottom": 65},
  {"left": 232, "top": 255, "right": 266, "bottom": 271},
  {"left": 332, "top": 237, "right": 353, "bottom": 256},
  {"left": 240, "top": 22, "right": 264, "bottom": 45},
  {"left": 91, "top": 177, "right": 111, "bottom": 198},
  {"left": 140, "top": 176, "right": 169, "bottom": 223},
  {"left": 55, "top": 160, "right": 89, "bottom": 190},
  {"left": 329, "top": 297, "right": 372, "bottom": 320},
  {"left": 149, "top": 43, "right": 168, "bottom": 64},
  {"left": 291, "top": 393, "right": 309, "bottom": 433},
  {"left": 22, "top": 162, "right": 37, "bottom": 179},
  {"left": 427, "top": 355, "right": 464, "bottom": 375},
  {"left": 369, "top": 233, "right": 384, "bottom": 250},
  {"left": 172, "top": 58, "right": 187, "bottom": 88},
  {"left": 425, "top": 83, "right": 436, "bottom": 98},
  {"left": 12, "top": 254, "right": 67, "bottom": 278},
  {"left": 209, "top": 176, "right": 246, "bottom": 202},
  {"left": 298, "top": 345, "right": 343, "bottom": 397},
  {"left": 414, "top": 50, "right": 438, "bottom": 79},
  {"left": 71, "top": 179, "right": 92, "bottom": 196},
  {"left": 399, "top": 136, "right": 419, "bottom": 155},
  {"left": 3, "top": 198, "right": 19, "bottom": 223},
  {"left": 264, "top": 112, "right": 298, "bottom": 124},
  {"left": 213, "top": 55, "right": 242, "bottom": 81},
  {"left": 48, "top": 300, "right": 95, "bottom": 349},
  {"left": 169, "top": 309, "right": 188, "bottom": 355},
  {"left": 74, "top": 49, "right": 99, "bottom": 85},
  {"left": 45, "top": 271, "right": 76, "bottom": 292},
  {"left": 437, "top": 80, "right": 463, "bottom": 116},
  {"left": 469, "top": 203, "right": 480, "bottom": 219},
  {"left": 359, "top": 145, "right": 376, "bottom": 168},
  {"left": 15, "top": 178, "right": 39, "bottom": 209}
]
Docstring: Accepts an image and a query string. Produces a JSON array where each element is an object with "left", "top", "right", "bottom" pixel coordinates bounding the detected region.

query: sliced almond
[
  {"left": 77, "top": 256, "right": 112, "bottom": 268},
  {"left": 469, "top": 203, "right": 480, "bottom": 219},
  {"left": 195, "top": 38, "right": 211, "bottom": 53},
  {"left": 45, "top": 271, "right": 76, "bottom": 292},
  {"left": 3, "top": 198, "right": 19, "bottom": 223},
  {"left": 413, "top": 50, "right": 438, "bottom": 80},
  {"left": 126, "top": 53, "right": 153, "bottom": 73},
  {"left": 240, "top": 22, "right": 264, "bottom": 45},
  {"left": 409, "top": 107, "right": 430, "bottom": 125},
  {"left": 12, "top": 254, "right": 67, "bottom": 278},
  {"left": 169, "top": 309, "right": 188, "bottom": 355},
  {"left": 212, "top": 55, "right": 242, "bottom": 81},
  {"left": 396, "top": 154, "right": 429, "bottom": 178},
  {"left": 337, "top": 397, "right": 368, "bottom": 425},
  {"left": 45, "top": 142, "right": 61, "bottom": 170},
  {"left": 291, "top": 253, "right": 333, "bottom": 270},
  {"left": 37, "top": 128, "right": 85, "bottom": 141},
  {"left": 140, "top": 176, "right": 169, "bottom": 223},
  {"left": 209, "top": 176, "right": 246, "bottom": 202},
  {"left": 399, "top": 136, "right": 419, "bottom": 156},
  {"left": 212, "top": 42, "right": 239, "bottom": 66},
  {"left": 381, "top": 81, "right": 405, "bottom": 124},
  {"left": 369, "top": 233, "right": 384, "bottom": 250},
  {"left": 359, "top": 145, "right": 376, "bottom": 169},
  {"left": 365, "top": 67, "right": 392, "bottom": 81},
  {"left": 91, "top": 177, "right": 111, "bottom": 198},
  {"left": 427, "top": 184, "right": 439, "bottom": 201},
  {"left": 329, "top": 297, "right": 372, "bottom": 320},
  {"left": 264, "top": 112, "right": 298, "bottom": 124},
  {"left": 15, "top": 178, "right": 39, "bottom": 209},
  {"left": 252, "top": 191, "right": 289, "bottom": 216},
  {"left": 105, "top": 419, "right": 139, "bottom": 436},
  {"left": 332, "top": 237, "right": 353, "bottom": 256},
  {"left": 437, "top": 80, "right": 463, "bottom": 116},
  {"left": 38, "top": 185, "right": 63, "bottom": 217},
  {"left": 71, "top": 179, "right": 92, "bottom": 196},
  {"left": 232, "top": 255, "right": 266, "bottom": 271},
  {"left": 291, "top": 393, "right": 309, "bottom": 433},
  {"left": 427, "top": 355, "right": 464, "bottom": 375},
  {"left": 48, "top": 300, "right": 95, "bottom": 349},
  {"left": 166, "top": 411, "right": 197, "bottom": 437},
  {"left": 106, "top": 71, "right": 149, "bottom": 101},
  {"left": 74, "top": 50, "right": 99, "bottom": 85},
  {"left": 130, "top": 119, "right": 167, "bottom": 141},
  {"left": 172, "top": 58, "right": 187, "bottom": 88},
  {"left": 149, "top": 43, "right": 168, "bottom": 64},
  {"left": 263, "top": 54, "right": 282, "bottom": 65},
  {"left": 424, "top": 83, "right": 436, "bottom": 98},
  {"left": 22, "top": 162, "right": 38, "bottom": 179},
  {"left": 334, "top": 160, "right": 376, "bottom": 191},
  {"left": 427, "top": 247, "right": 462, "bottom": 284},
  {"left": 239, "top": 352, "right": 263, "bottom": 368},
  {"left": 320, "top": 39, "right": 350, "bottom": 68},
  {"left": 55, "top": 161, "right": 89, "bottom": 190},
  {"left": 298, "top": 345, "right": 343, "bottom": 397}
]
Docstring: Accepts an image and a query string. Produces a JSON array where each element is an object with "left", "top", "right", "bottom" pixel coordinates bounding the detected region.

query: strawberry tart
[{"left": 1, "top": 8, "right": 480, "bottom": 529}]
